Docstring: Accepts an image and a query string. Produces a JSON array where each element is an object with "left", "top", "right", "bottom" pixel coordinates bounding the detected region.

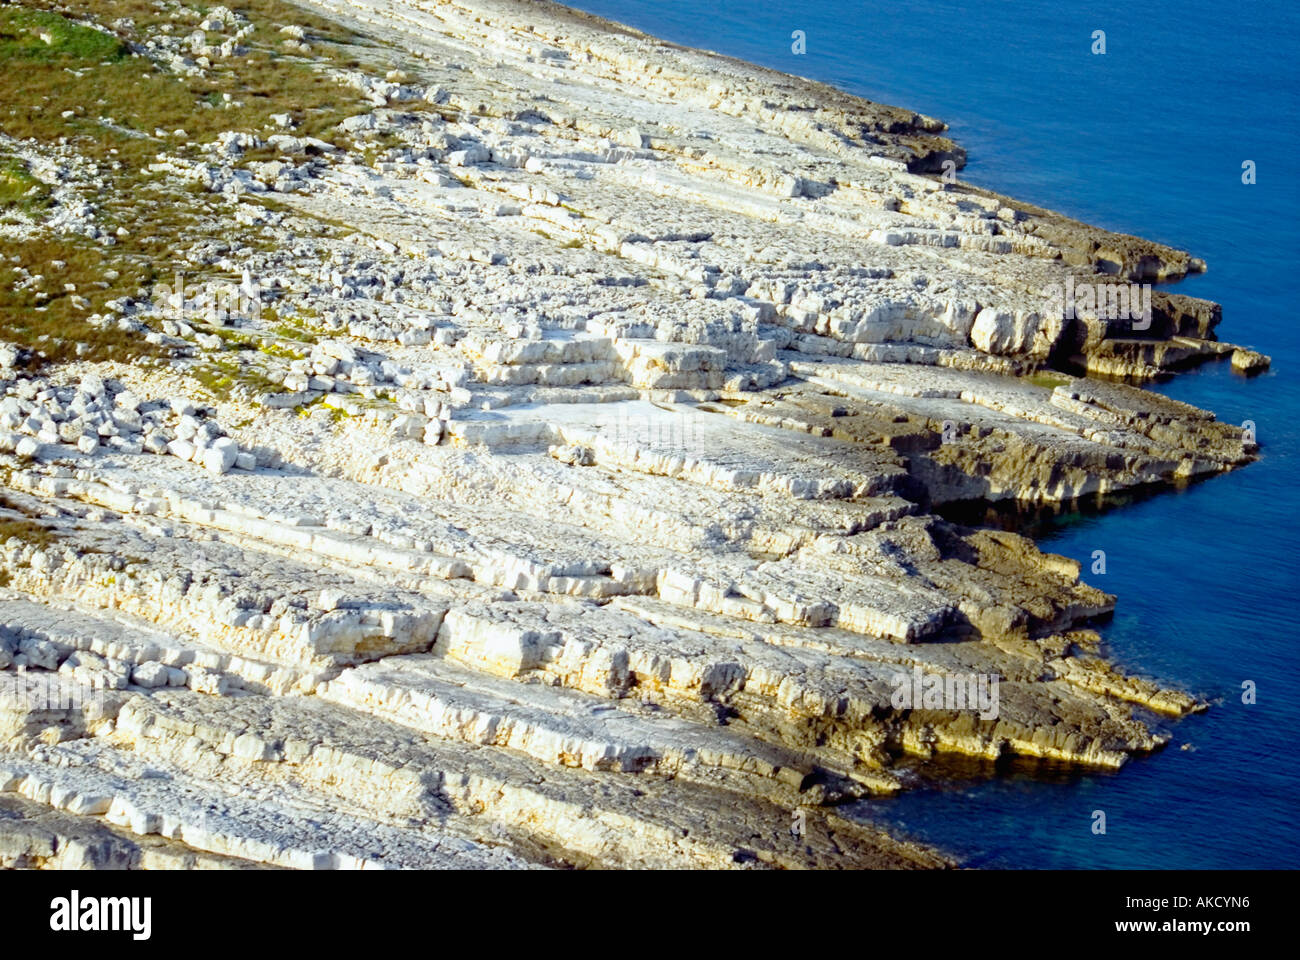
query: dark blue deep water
[{"left": 567, "top": 0, "right": 1299, "bottom": 867}]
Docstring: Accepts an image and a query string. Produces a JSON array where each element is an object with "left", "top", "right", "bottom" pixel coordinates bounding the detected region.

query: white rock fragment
[
  {"left": 166, "top": 438, "right": 196, "bottom": 462},
  {"left": 131, "top": 661, "right": 170, "bottom": 689},
  {"left": 203, "top": 437, "right": 239, "bottom": 474}
]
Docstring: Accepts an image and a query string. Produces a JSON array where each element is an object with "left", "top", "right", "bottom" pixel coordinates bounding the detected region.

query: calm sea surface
[{"left": 567, "top": 0, "right": 1300, "bottom": 867}]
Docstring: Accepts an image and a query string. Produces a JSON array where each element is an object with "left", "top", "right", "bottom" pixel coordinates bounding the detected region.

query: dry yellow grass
[{"left": 0, "top": 0, "right": 397, "bottom": 367}]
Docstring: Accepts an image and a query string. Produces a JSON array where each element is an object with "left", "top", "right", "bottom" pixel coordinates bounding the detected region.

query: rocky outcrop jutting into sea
[{"left": 0, "top": 0, "right": 1266, "bottom": 869}]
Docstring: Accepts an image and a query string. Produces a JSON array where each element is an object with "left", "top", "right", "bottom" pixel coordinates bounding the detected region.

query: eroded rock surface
[{"left": 0, "top": 0, "right": 1258, "bottom": 869}]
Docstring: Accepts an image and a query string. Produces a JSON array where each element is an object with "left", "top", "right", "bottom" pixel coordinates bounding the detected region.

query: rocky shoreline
[{"left": 0, "top": 0, "right": 1265, "bottom": 868}]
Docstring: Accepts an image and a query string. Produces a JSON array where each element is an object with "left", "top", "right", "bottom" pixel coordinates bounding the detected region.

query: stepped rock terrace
[{"left": 0, "top": 0, "right": 1267, "bottom": 869}]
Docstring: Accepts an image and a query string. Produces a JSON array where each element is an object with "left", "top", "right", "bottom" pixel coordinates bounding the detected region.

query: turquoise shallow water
[{"left": 566, "top": 0, "right": 1300, "bottom": 867}]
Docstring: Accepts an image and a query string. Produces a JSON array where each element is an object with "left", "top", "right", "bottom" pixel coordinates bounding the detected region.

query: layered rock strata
[{"left": 0, "top": 0, "right": 1262, "bottom": 869}]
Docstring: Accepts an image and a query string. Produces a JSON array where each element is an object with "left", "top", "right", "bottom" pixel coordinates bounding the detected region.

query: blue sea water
[{"left": 567, "top": 0, "right": 1300, "bottom": 867}]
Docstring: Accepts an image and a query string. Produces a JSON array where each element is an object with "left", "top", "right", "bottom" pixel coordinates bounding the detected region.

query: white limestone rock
[
  {"left": 131, "top": 661, "right": 171, "bottom": 689},
  {"left": 167, "top": 438, "right": 196, "bottom": 462},
  {"left": 970, "top": 307, "right": 1041, "bottom": 356},
  {"left": 204, "top": 438, "right": 239, "bottom": 475}
]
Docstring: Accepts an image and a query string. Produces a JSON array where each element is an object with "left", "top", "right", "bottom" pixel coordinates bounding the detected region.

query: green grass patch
[
  {"left": 191, "top": 352, "right": 285, "bottom": 399},
  {"left": 0, "top": 153, "right": 49, "bottom": 214},
  {"left": 0, "top": 8, "right": 127, "bottom": 63},
  {"left": 0, "top": 0, "right": 427, "bottom": 373},
  {"left": 1025, "top": 371, "right": 1073, "bottom": 390},
  {"left": 294, "top": 394, "right": 326, "bottom": 418},
  {"left": 0, "top": 233, "right": 172, "bottom": 365},
  {"left": 0, "top": 0, "right": 377, "bottom": 366},
  {"left": 258, "top": 339, "right": 304, "bottom": 360},
  {"left": 203, "top": 325, "right": 259, "bottom": 350}
]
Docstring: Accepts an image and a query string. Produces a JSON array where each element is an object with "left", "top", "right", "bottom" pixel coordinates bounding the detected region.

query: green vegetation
[
  {"left": 0, "top": 154, "right": 49, "bottom": 214},
  {"left": 1026, "top": 371, "right": 1073, "bottom": 390},
  {"left": 191, "top": 352, "right": 284, "bottom": 398},
  {"left": 294, "top": 394, "right": 326, "bottom": 418},
  {"left": 257, "top": 339, "right": 304, "bottom": 360},
  {"left": 268, "top": 308, "right": 328, "bottom": 344},
  {"left": 0, "top": 235, "right": 170, "bottom": 365},
  {"left": 205, "top": 325, "right": 259, "bottom": 350},
  {"left": 198, "top": 321, "right": 306, "bottom": 360},
  {"left": 269, "top": 321, "right": 316, "bottom": 342},
  {"left": 356, "top": 131, "right": 411, "bottom": 167},
  {"left": 0, "top": 0, "right": 387, "bottom": 366},
  {"left": 0, "top": 7, "right": 127, "bottom": 63}
]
